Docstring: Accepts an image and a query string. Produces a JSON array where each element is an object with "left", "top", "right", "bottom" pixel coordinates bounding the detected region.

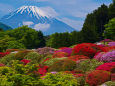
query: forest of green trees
[{"left": 0, "top": 0, "right": 115, "bottom": 51}]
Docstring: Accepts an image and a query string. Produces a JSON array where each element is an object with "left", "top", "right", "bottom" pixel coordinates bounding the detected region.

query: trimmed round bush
[
  {"left": 75, "top": 59, "right": 104, "bottom": 73},
  {"left": 43, "top": 57, "right": 67, "bottom": 66},
  {"left": 40, "top": 72, "right": 78, "bottom": 86},
  {"left": 86, "top": 70, "right": 111, "bottom": 86},
  {"left": 100, "top": 81, "right": 115, "bottom": 86},
  {"left": 72, "top": 43, "right": 105, "bottom": 58},
  {"left": 48, "top": 59, "right": 76, "bottom": 72},
  {"left": 15, "top": 50, "right": 32, "bottom": 60},
  {"left": 24, "top": 52, "right": 43, "bottom": 64},
  {"left": 0, "top": 53, "right": 16, "bottom": 65}
]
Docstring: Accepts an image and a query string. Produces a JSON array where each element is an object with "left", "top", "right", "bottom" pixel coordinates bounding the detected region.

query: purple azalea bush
[
  {"left": 95, "top": 50, "right": 115, "bottom": 62},
  {"left": 108, "top": 42, "right": 115, "bottom": 47}
]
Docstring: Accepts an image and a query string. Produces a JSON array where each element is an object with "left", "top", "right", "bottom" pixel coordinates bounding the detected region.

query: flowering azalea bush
[
  {"left": 36, "top": 47, "right": 55, "bottom": 55},
  {"left": 72, "top": 43, "right": 105, "bottom": 58},
  {"left": 37, "top": 65, "right": 48, "bottom": 76},
  {"left": 0, "top": 52, "right": 10, "bottom": 58},
  {"left": 20, "top": 59, "right": 31, "bottom": 65},
  {"left": 96, "top": 62, "right": 115, "bottom": 72},
  {"left": 108, "top": 42, "right": 115, "bottom": 46},
  {"left": 86, "top": 70, "right": 111, "bottom": 86},
  {"left": 55, "top": 47, "right": 72, "bottom": 56},
  {"left": 68, "top": 55, "right": 89, "bottom": 61},
  {"left": 94, "top": 50, "right": 115, "bottom": 62},
  {"left": 0, "top": 63, "right": 5, "bottom": 67},
  {"left": 53, "top": 51, "right": 68, "bottom": 58}
]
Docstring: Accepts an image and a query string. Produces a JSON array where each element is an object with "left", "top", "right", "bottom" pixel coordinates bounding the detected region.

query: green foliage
[
  {"left": 40, "top": 72, "right": 78, "bottom": 86},
  {"left": 103, "top": 18, "right": 115, "bottom": 40},
  {"left": 7, "top": 41, "right": 25, "bottom": 49},
  {"left": 47, "top": 32, "right": 72, "bottom": 48},
  {"left": 0, "top": 35, "right": 16, "bottom": 52},
  {"left": 0, "top": 61, "right": 41, "bottom": 86},
  {"left": 70, "top": 31, "right": 83, "bottom": 45},
  {"left": 0, "top": 53, "right": 16, "bottom": 65},
  {"left": 48, "top": 59, "right": 76, "bottom": 72},
  {"left": 75, "top": 59, "right": 104, "bottom": 73},
  {"left": 6, "top": 25, "right": 45, "bottom": 49}
]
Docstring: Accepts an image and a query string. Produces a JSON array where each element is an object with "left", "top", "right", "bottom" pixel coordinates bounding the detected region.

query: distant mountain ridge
[
  {"left": 0, "top": 22, "right": 12, "bottom": 30},
  {"left": 0, "top": 6, "right": 75, "bottom": 35}
]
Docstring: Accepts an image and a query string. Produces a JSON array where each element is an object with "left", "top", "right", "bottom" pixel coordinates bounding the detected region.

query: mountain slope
[
  {"left": 0, "top": 6, "right": 75, "bottom": 35},
  {"left": 0, "top": 22, "right": 12, "bottom": 30}
]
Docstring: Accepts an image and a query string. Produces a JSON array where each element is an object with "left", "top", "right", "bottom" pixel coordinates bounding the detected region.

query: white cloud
[
  {"left": 23, "top": 21, "right": 34, "bottom": 26},
  {"left": 39, "top": 7, "right": 58, "bottom": 17},
  {"left": 34, "top": 23, "right": 50, "bottom": 31},
  {"left": 59, "top": 18, "right": 84, "bottom": 31}
]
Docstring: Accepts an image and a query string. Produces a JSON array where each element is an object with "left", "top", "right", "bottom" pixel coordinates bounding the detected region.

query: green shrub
[
  {"left": 75, "top": 59, "right": 104, "bottom": 73},
  {"left": 43, "top": 57, "right": 67, "bottom": 66},
  {"left": 0, "top": 66, "right": 13, "bottom": 75},
  {"left": 0, "top": 53, "right": 16, "bottom": 65},
  {"left": 40, "top": 72, "right": 78, "bottom": 86},
  {"left": 24, "top": 52, "right": 44, "bottom": 64},
  {"left": 48, "top": 59, "right": 76, "bottom": 72}
]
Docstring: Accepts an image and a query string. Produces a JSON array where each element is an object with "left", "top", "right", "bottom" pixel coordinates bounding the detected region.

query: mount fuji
[{"left": 0, "top": 6, "right": 75, "bottom": 35}]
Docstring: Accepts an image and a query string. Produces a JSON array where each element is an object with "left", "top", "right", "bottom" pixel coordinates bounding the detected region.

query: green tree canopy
[
  {"left": 6, "top": 25, "right": 45, "bottom": 49},
  {"left": 103, "top": 18, "right": 115, "bottom": 40}
]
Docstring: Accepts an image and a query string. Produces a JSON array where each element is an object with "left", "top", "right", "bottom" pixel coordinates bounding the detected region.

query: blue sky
[{"left": 0, "top": 0, "right": 113, "bottom": 30}]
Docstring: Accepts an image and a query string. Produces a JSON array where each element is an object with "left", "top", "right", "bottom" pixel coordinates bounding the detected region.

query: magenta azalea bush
[{"left": 55, "top": 47, "right": 72, "bottom": 56}]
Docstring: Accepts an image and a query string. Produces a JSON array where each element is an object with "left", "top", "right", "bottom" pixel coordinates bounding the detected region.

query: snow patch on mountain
[{"left": 34, "top": 23, "right": 50, "bottom": 31}]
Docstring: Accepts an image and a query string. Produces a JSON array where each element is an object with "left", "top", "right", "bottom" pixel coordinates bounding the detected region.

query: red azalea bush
[
  {"left": 0, "top": 63, "right": 5, "bottom": 67},
  {"left": 0, "top": 52, "right": 10, "bottom": 58},
  {"left": 20, "top": 59, "right": 31, "bottom": 65},
  {"left": 86, "top": 70, "right": 111, "bottom": 86},
  {"left": 72, "top": 43, "right": 105, "bottom": 58},
  {"left": 103, "top": 46, "right": 115, "bottom": 52},
  {"left": 53, "top": 52, "right": 68, "bottom": 58},
  {"left": 96, "top": 62, "right": 115, "bottom": 72},
  {"left": 68, "top": 55, "right": 89, "bottom": 61},
  {"left": 37, "top": 65, "right": 48, "bottom": 76}
]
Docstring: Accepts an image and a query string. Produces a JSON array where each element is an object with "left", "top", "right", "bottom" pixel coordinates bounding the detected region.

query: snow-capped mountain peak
[
  {"left": 16, "top": 6, "right": 47, "bottom": 18},
  {"left": 6, "top": 6, "right": 53, "bottom": 19},
  {"left": 0, "top": 5, "right": 75, "bottom": 35}
]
